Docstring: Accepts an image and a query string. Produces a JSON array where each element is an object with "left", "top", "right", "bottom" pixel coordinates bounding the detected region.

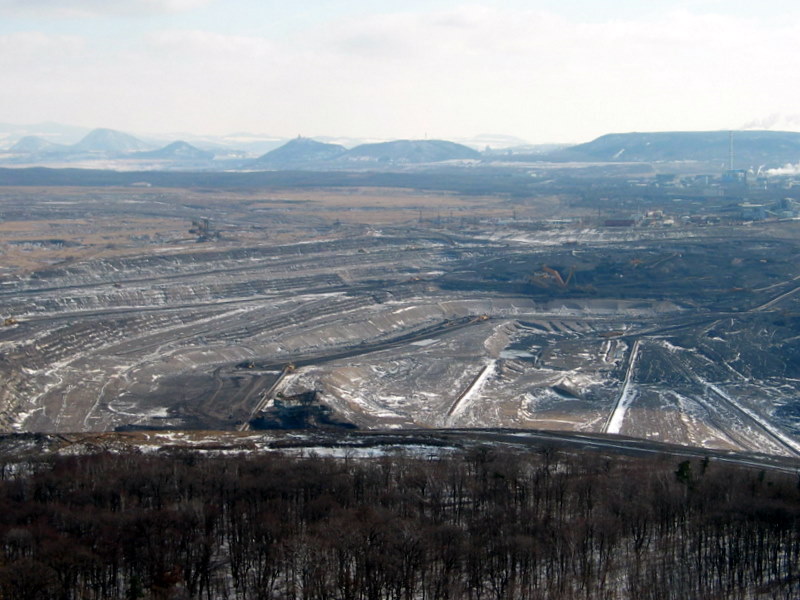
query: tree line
[{"left": 0, "top": 445, "right": 798, "bottom": 599}]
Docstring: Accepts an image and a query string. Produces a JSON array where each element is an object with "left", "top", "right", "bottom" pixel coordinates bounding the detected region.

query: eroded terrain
[{"left": 2, "top": 185, "right": 800, "bottom": 456}]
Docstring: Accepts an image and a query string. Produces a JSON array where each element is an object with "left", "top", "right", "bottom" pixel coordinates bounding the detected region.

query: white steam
[{"left": 766, "top": 162, "right": 800, "bottom": 176}]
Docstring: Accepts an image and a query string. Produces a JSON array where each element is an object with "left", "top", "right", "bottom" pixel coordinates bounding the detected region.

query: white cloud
[
  {"left": 2, "top": 5, "right": 800, "bottom": 142},
  {"left": 742, "top": 114, "right": 800, "bottom": 131},
  {"left": 0, "top": 0, "right": 213, "bottom": 17},
  {"left": 0, "top": 31, "right": 86, "bottom": 59},
  {"left": 146, "top": 29, "right": 276, "bottom": 61},
  {"left": 287, "top": 6, "right": 800, "bottom": 140}
]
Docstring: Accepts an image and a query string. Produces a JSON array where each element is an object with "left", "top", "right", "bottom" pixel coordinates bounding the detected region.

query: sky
[{"left": 1, "top": 0, "right": 800, "bottom": 144}]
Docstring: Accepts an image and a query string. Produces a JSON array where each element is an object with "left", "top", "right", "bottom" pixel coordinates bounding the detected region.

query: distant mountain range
[
  {"left": 71, "top": 128, "right": 153, "bottom": 154},
  {"left": 132, "top": 141, "right": 215, "bottom": 161},
  {"left": 340, "top": 139, "right": 480, "bottom": 163},
  {"left": 0, "top": 121, "right": 91, "bottom": 147},
  {"left": 250, "top": 138, "right": 346, "bottom": 168},
  {"left": 1, "top": 128, "right": 214, "bottom": 165},
  {"left": 250, "top": 137, "right": 480, "bottom": 168},
  {"left": 0, "top": 128, "right": 484, "bottom": 169},
  {"left": 250, "top": 132, "right": 800, "bottom": 171},
  {"left": 549, "top": 130, "right": 800, "bottom": 168},
  {"left": 9, "top": 136, "right": 65, "bottom": 154},
  {"left": 3, "top": 125, "right": 800, "bottom": 172}
]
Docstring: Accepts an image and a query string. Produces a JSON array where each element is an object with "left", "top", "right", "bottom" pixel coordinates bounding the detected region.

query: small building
[
  {"left": 723, "top": 170, "right": 748, "bottom": 185},
  {"left": 740, "top": 203, "right": 767, "bottom": 220}
]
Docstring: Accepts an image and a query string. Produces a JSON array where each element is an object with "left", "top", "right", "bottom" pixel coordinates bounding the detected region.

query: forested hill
[{"left": 0, "top": 441, "right": 799, "bottom": 599}]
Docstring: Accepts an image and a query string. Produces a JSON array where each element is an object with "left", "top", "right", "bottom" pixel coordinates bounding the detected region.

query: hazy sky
[{"left": 2, "top": 0, "right": 800, "bottom": 143}]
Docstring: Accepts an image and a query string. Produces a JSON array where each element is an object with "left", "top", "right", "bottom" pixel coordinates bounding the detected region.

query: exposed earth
[{"left": 1, "top": 183, "right": 800, "bottom": 457}]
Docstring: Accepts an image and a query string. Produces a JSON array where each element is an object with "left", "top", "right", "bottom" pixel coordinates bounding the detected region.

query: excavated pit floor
[{"left": 1, "top": 187, "right": 800, "bottom": 456}]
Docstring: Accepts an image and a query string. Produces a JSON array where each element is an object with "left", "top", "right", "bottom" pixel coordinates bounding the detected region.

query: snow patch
[{"left": 606, "top": 340, "right": 641, "bottom": 434}]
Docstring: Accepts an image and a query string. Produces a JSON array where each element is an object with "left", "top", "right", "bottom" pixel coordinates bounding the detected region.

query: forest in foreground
[{"left": 0, "top": 446, "right": 799, "bottom": 600}]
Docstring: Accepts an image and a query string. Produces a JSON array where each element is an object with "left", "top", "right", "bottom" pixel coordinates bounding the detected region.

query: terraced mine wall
[{"left": 1, "top": 184, "right": 800, "bottom": 457}]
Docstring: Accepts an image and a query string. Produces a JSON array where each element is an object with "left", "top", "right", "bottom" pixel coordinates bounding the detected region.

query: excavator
[{"left": 529, "top": 265, "right": 574, "bottom": 289}]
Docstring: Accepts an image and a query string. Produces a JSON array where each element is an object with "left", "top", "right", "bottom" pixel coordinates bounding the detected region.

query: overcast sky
[{"left": 1, "top": 0, "right": 799, "bottom": 143}]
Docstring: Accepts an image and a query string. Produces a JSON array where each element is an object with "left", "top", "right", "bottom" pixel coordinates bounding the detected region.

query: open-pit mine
[{"left": 2, "top": 182, "right": 800, "bottom": 457}]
